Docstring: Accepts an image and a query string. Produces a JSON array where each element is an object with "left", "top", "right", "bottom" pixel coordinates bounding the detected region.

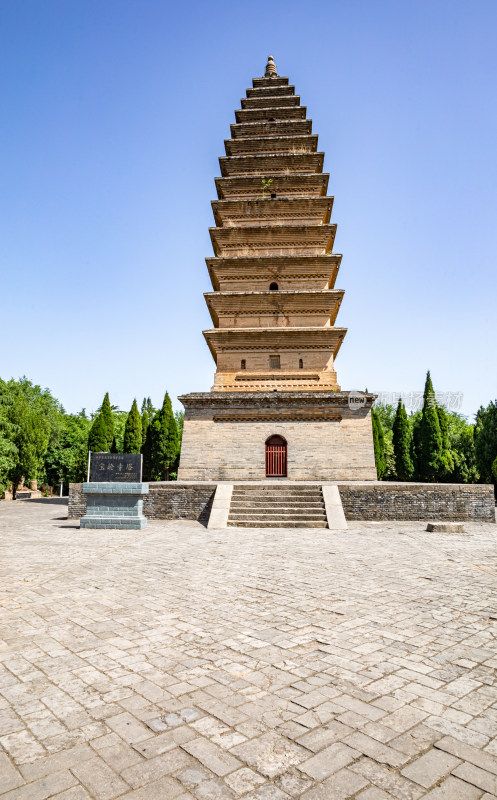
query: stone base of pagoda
[{"left": 177, "top": 391, "right": 377, "bottom": 482}]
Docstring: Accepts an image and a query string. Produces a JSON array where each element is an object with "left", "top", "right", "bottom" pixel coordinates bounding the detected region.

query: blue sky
[{"left": 1, "top": 0, "right": 495, "bottom": 418}]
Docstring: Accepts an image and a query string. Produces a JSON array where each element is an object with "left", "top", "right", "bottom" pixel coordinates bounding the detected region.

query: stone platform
[
  {"left": 178, "top": 392, "right": 378, "bottom": 482},
  {"left": 69, "top": 481, "right": 496, "bottom": 524},
  {"left": 80, "top": 482, "right": 149, "bottom": 530},
  {"left": 1, "top": 500, "right": 497, "bottom": 799}
]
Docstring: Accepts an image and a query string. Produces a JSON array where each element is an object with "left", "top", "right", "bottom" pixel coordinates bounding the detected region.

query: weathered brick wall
[
  {"left": 68, "top": 483, "right": 86, "bottom": 518},
  {"left": 69, "top": 482, "right": 495, "bottom": 523},
  {"left": 145, "top": 484, "right": 216, "bottom": 524},
  {"left": 68, "top": 483, "right": 216, "bottom": 524},
  {"left": 338, "top": 483, "right": 495, "bottom": 522},
  {"left": 179, "top": 414, "right": 377, "bottom": 481}
]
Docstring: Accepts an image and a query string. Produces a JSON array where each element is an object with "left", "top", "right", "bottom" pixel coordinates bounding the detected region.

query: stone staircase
[{"left": 227, "top": 484, "right": 328, "bottom": 528}]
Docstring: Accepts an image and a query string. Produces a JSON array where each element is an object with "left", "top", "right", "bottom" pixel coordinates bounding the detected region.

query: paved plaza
[{"left": 1, "top": 502, "right": 497, "bottom": 799}]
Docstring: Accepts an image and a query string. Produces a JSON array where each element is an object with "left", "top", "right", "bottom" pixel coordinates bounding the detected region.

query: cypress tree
[
  {"left": 392, "top": 398, "right": 414, "bottom": 480},
  {"left": 123, "top": 399, "right": 142, "bottom": 454},
  {"left": 436, "top": 404, "right": 455, "bottom": 480},
  {"left": 371, "top": 407, "right": 387, "bottom": 480},
  {"left": 100, "top": 392, "right": 114, "bottom": 451},
  {"left": 475, "top": 400, "right": 497, "bottom": 484},
  {"left": 417, "top": 371, "right": 443, "bottom": 482},
  {"left": 141, "top": 398, "right": 149, "bottom": 452},
  {"left": 149, "top": 392, "right": 179, "bottom": 480},
  {"left": 88, "top": 413, "right": 108, "bottom": 452}
]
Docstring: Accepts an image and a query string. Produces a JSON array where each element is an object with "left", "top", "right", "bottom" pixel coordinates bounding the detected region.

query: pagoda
[{"left": 178, "top": 57, "right": 376, "bottom": 481}]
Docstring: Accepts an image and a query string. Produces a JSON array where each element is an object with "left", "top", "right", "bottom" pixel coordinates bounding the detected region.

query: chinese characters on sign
[{"left": 89, "top": 453, "right": 142, "bottom": 482}]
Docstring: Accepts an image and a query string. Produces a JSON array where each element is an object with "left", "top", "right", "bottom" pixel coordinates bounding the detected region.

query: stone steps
[
  {"left": 229, "top": 520, "right": 328, "bottom": 529},
  {"left": 228, "top": 486, "right": 328, "bottom": 528}
]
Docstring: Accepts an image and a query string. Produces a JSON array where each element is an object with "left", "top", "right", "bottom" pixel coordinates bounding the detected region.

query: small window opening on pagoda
[
  {"left": 240, "top": 359, "right": 246, "bottom": 370},
  {"left": 271, "top": 193, "right": 277, "bottom": 198},
  {"left": 299, "top": 359, "right": 303, "bottom": 369},
  {"left": 269, "top": 282, "right": 279, "bottom": 291},
  {"left": 269, "top": 355, "right": 280, "bottom": 370}
]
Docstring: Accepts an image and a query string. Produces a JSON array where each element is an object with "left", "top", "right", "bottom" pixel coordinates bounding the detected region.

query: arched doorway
[{"left": 265, "top": 435, "right": 287, "bottom": 477}]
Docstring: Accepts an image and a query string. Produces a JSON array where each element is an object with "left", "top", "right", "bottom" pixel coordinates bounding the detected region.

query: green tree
[
  {"left": 373, "top": 403, "right": 396, "bottom": 434},
  {"left": 474, "top": 400, "right": 497, "bottom": 486},
  {"left": 140, "top": 398, "right": 156, "bottom": 452},
  {"left": 436, "top": 405, "right": 455, "bottom": 481},
  {"left": 88, "top": 413, "right": 108, "bottom": 453},
  {"left": 7, "top": 394, "right": 50, "bottom": 497},
  {"left": 371, "top": 407, "right": 387, "bottom": 480},
  {"left": 392, "top": 398, "right": 414, "bottom": 480},
  {"left": 416, "top": 371, "right": 444, "bottom": 482},
  {"left": 123, "top": 399, "right": 142, "bottom": 454},
  {"left": 147, "top": 393, "right": 179, "bottom": 480},
  {"left": 446, "top": 412, "right": 478, "bottom": 483},
  {"left": 44, "top": 412, "right": 92, "bottom": 489},
  {"left": 100, "top": 392, "right": 114, "bottom": 451}
]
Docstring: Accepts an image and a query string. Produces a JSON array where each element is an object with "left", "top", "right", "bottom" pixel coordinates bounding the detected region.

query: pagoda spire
[{"left": 264, "top": 54, "right": 278, "bottom": 78}]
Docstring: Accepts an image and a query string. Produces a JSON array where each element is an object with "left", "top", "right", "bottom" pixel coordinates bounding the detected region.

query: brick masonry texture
[
  {"left": 178, "top": 392, "right": 378, "bottom": 481},
  {"left": 69, "top": 483, "right": 216, "bottom": 523},
  {"left": 69, "top": 481, "right": 495, "bottom": 522},
  {"left": 338, "top": 482, "right": 496, "bottom": 522},
  {"left": 1, "top": 500, "right": 497, "bottom": 799}
]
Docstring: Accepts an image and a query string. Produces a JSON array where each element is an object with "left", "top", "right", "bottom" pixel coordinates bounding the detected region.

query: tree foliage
[
  {"left": 88, "top": 413, "right": 108, "bottom": 453},
  {"left": 371, "top": 407, "right": 387, "bottom": 480},
  {"left": 392, "top": 399, "right": 414, "bottom": 481},
  {"left": 475, "top": 400, "right": 497, "bottom": 485},
  {"left": 45, "top": 412, "right": 92, "bottom": 487},
  {"left": 100, "top": 392, "right": 114, "bottom": 451},
  {"left": 144, "top": 393, "right": 179, "bottom": 481},
  {"left": 123, "top": 399, "right": 142, "bottom": 454},
  {"left": 415, "top": 371, "right": 444, "bottom": 481}
]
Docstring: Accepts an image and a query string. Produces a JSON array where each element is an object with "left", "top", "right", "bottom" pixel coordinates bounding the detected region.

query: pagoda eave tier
[
  {"left": 231, "top": 120, "right": 313, "bottom": 138},
  {"left": 212, "top": 197, "right": 333, "bottom": 227},
  {"left": 252, "top": 76, "right": 290, "bottom": 88},
  {"left": 204, "top": 290, "right": 344, "bottom": 327},
  {"left": 219, "top": 153, "right": 324, "bottom": 176},
  {"left": 224, "top": 134, "right": 318, "bottom": 156},
  {"left": 206, "top": 255, "right": 342, "bottom": 291},
  {"left": 215, "top": 174, "right": 329, "bottom": 200},
  {"left": 241, "top": 95, "right": 300, "bottom": 110},
  {"left": 203, "top": 327, "right": 347, "bottom": 363},
  {"left": 246, "top": 85, "right": 295, "bottom": 98},
  {"left": 235, "top": 106, "right": 307, "bottom": 123},
  {"left": 209, "top": 224, "right": 336, "bottom": 257}
]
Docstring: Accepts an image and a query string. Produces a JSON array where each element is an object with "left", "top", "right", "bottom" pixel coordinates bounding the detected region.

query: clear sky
[{"left": 1, "top": 0, "right": 495, "bottom": 419}]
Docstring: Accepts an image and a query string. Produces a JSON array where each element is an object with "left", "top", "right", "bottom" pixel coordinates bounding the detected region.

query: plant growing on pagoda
[
  {"left": 123, "top": 399, "right": 142, "bottom": 454},
  {"left": 261, "top": 177, "right": 273, "bottom": 197}
]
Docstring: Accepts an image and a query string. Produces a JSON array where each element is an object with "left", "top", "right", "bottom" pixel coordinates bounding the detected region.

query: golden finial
[{"left": 264, "top": 55, "right": 278, "bottom": 78}]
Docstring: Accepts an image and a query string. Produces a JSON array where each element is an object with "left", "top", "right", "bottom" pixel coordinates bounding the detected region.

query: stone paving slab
[{"left": 0, "top": 501, "right": 496, "bottom": 799}]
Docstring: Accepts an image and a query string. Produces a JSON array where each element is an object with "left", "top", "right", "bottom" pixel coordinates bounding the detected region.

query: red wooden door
[{"left": 265, "top": 435, "right": 287, "bottom": 477}]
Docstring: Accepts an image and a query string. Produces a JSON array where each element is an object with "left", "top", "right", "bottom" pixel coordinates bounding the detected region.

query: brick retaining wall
[
  {"left": 69, "top": 483, "right": 216, "bottom": 525},
  {"left": 69, "top": 481, "right": 495, "bottom": 524},
  {"left": 337, "top": 482, "right": 495, "bottom": 522},
  {"left": 68, "top": 484, "right": 86, "bottom": 519},
  {"left": 145, "top": 483, "right": 216, "bottom": 524}
]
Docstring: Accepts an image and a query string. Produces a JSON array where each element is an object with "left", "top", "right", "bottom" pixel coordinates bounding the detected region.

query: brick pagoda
[{"left": 178, "top": 57, "right": 376, "bottom": 481}]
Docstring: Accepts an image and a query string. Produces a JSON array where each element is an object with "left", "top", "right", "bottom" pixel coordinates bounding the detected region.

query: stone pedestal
[
  {"left": 178, "top": 391, "right": 377, "bottom": 481},
  {"left": 80, "top": 483, "right": 149, "bottom": 529}
]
